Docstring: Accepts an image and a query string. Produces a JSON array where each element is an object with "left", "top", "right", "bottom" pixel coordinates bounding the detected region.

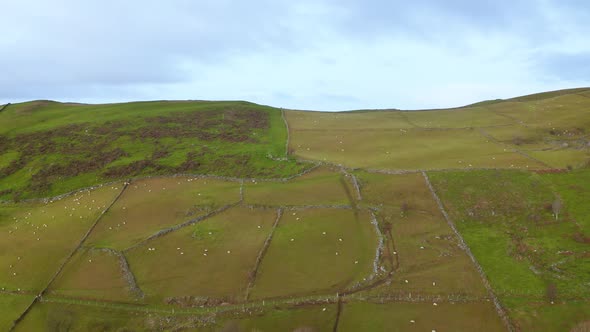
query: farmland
[{"left": 1, "top": 88, "right": 590, "bottom": 331}]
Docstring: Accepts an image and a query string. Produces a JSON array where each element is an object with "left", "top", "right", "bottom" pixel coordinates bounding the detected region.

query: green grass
[
  {"left": 3, "top": 88, "right": 590, "bottom": 330},
  {"left": 544, "top": 170, "right": 590, "bottom": 233},
  {"left": 288, "top": 124, "right": 545, "bottom": 170},
  {"left": 125, "top": 206, "right": 278, "bottom": 303},
  {"left": 0, "top": 100, "right": 307, "bottom": 200},
  {"left": 86, "top": 177, "right": 241, "bottom": 251},
  {"left": 404, "top": 106, "right": 513, "bottom": 128},
  {"left": 0, "top": 293, "right": 34, "bottom": 331},
  {"left": 0, "top": 184, "right": 123, "bottom": 292},
  {"left": 250, "top": 209, "right": 377, "bottom": 299},
  {"left": 243, "top": 166, "right": 351, "bottom": 206},
  {"left": 356, "top": 172, "right": 488, "bottom": 297},
  {"left": 47, "top": 248, "right": 137, "bottom": 302},
  {"left": 338, "top": 301, "right": 506, "bottom": 332},
  {"left": 213, "top": 304, "right": 337, "bottom": 332},
  {"left": 12, "top": 300, "right": 155, "bottom": 332},
  {"left": 504, "top": 298, "right": 590, "bottom": 332},
  {"left": 429, "top": 170, "right": 590, "bottom": 300}
]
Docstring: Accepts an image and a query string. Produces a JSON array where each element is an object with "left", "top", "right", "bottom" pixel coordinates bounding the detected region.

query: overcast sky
[{"left": 1, "top": 0, "right": 589, "bottom": 110}]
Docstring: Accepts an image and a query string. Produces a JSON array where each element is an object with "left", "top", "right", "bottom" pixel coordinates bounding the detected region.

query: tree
[{"left": 552, "top": 198, "right": 562, "bottom": 220}]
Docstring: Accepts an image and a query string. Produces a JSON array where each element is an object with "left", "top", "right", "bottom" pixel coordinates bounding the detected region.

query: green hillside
[
  {"left": 0, "top": 100, "right": 306, "bottom": 200},
  {"left": 1, "top": 88, "right": 589, "bottom": 332}
]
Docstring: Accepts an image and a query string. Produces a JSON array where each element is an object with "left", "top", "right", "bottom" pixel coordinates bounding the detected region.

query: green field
[
  {"left": 2, "top": 88, "right": 590, "bottom": 331},
  {"left": 85, "top": 177, "right": 241, "bottom": 250},
  {"left": 250, "top": 208, "right": 377, "bottom": 299},
  {"left": 429, "top": 169, "right": 590, "bottom": 330},
  {"left": 0, "top": 184, "right": 122, "bottom": 292},
  {"left": 243, "top": 166, "right": 351, "bottom": 206}
]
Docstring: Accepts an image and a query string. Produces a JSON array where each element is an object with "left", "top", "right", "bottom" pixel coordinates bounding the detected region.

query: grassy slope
[
  {"left": 0, "top": 100, "right": 305, "bottom": 200},
  {"left": 286, "top": 89, "right": 590, "bottom": 170},
  {"left": 429, "top": 169, "right": 590, "bottom": 330},
  {"left": 2, "top": 88, "right": 590, "bottom": 330}
]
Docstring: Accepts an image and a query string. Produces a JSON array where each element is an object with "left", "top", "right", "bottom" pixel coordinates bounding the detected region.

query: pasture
[
  {"left": 338, "top": 301, "right": 506, "bottom": 332},
  {"left": 2, "top": 88, "right": 590, "bottom": 331},
  {"left": 0, "top": 184, "right": 122, "bottom": 292},
  {"left": 85, "top": 177, "right": 241, "bottom": 250},
  {"left": 250, "top": 208, "right": 377, "bottom": 299},
  {"left": 47, "top": 247, "right": 138, "bottom": 302},
  {"left": 287, "top": 122, "right": 546, "bottom": 170},
  {"left": 429, "top": 169, "right": 590, "bottom": 329},
  {"left": 0, "top": 294, "right": 34, "bottom": 332},
  {"left": 355, "top": 172, "right": 488, "bottom": 297},
  {"left": 125, "top": 206, "right": 278, "bottom": 303},
  {"left": 243, "top": 166, "right": 351, "bottom": 206}
]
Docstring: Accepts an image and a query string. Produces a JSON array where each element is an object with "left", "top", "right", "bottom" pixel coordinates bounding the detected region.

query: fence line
[{"left": 422, "top": 171, "right": 514, "bottom": 332}]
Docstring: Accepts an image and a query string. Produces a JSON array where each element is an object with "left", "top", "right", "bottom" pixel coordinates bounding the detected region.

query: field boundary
[
  {"left": 281, "top": 108, "right": 290, "bottom": 157},
  {"left": 421, "top": 171, "right": 514, "bottom": 332},
  {"left": 10, "top": 181, "right": 130, "bottom": 331},
  {"left": 0, "top": 166, "right": 321, "bottom": 205},
  {"left": 244, "top": 208, "right": 283, "bottom": 301},
  {"left": 368, "top": 211, "right": 385, "bottom": 281},
  {"left": 0, "top": 103, "right": 10, "bottom": 112},
  {"left": 123, "top": 201, "right": 241, "bottom": 252},
  {"left": 333, "top": 296, "right": 343, "bottom": 332},
  {"left": 96, "top": 248, "right": 144, "bottom": 299}
]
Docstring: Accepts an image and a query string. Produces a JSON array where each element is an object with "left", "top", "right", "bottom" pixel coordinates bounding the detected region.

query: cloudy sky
[{"left": 1, "top": 0, "right": 589, "bottom": 110}]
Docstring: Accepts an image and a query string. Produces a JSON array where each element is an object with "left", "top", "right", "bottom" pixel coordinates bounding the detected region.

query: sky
[{"left": 1, "top": 0, "right": 589, "bottom": 111}]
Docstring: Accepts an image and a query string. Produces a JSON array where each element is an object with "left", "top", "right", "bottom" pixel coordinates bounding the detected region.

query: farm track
[
  {"left": 10, "top": 181, "right": 131, "bottom": 331},
  {"left": 422, "top": 171, "right": 514, "bottom": 332},
  {"left": 0, "top": 103, "right": 10, "bottom": 112}
]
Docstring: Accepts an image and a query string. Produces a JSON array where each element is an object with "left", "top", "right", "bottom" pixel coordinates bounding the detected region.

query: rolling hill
[{"left": 1, "top": 88, "right": 589, "bottom": 331}]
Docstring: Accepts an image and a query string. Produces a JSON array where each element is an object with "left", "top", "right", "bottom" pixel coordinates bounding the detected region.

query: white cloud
[{"left": 0, "top": 0, "right": 588, "bottom": 109}]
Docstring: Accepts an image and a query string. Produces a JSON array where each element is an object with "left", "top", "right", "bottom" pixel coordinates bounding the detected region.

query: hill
[
  {"left": 0, "top": 100, "right": 307, "bottom": 200},
  {"left": 1, "top": 88, "right": 589, "bottom": 331}
]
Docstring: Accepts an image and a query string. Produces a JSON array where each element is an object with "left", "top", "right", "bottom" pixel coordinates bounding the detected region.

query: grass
[
  {"left": 47, "top": 248, "right": 137, "bottom": 302},
  {"left": 288, "top": 125, "right": 545, "bottom": 170},
  {"left": 0, "top": 293, "right": 34, "bottom": 331},
  {"left": 0, "top": 184, "right": 122, "bottom": 292},
  {"left": 286, "top": 92, "right": 590, "bottom": 170},
  {"left": 125, "top": 206, "right": 278, "bottom": 303},
  {"left": 0, "top": 100, "right": 307, "bottom": 200},
  {"left": 504, "top": 298, "right": 590, "bottom": 332},
  {"left": 12, "top": 300, "right": 155, "bottom": 332},
  {"left": 355, "top": 172, "right": 488, "bottom": 297},
  {"left": 243, "top": 166, "right": 351, "bottom": 206},
  {"left": 429, "top": 169, "right": 590, "bottom": 329},
  {"left": 213, "top": 304, "right": 338, "bottom": 332},
  {"left": 3, "top": 88, "right": 590, "bottom": 330},
  {"left": 85, "top": 177, "right": 241, "bottom": 250},
  {"left": 544, "top": 170, "right": 590, "bottom": 233},
  {"left": 338, "top": 301, "right": 506, "bottom": 332},
  {"left": 404, "top": 106, "right": 513, "bottom": 128},
  {"left": 250, "top": 208, "right": 377, "bottom": 299},
  {"left": 527, "top": 150, "right": 589, "bottom": 169},
  {"left": 489, "top": 94, "right": 590, "bottom": 129}
]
